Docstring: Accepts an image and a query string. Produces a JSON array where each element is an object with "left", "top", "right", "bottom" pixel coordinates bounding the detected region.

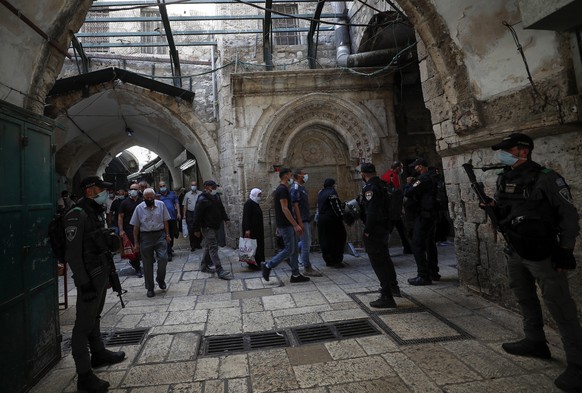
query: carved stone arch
[
  {"left": 257, "top": 93, "right": 384, "bottom": 165},
  {"left": 394, "top": 0, "right": 483, "bottom": 131}
]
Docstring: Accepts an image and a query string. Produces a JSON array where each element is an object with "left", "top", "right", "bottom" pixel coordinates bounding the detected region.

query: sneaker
[
  {"left": 555, "top": 364, "right": 582, "bottom": 392},
  {"left": 369, "top": 295, "right": 397, "bottom": 308},
  {"left": 303, "top": 267, "right": 322, "bottom": 277},
  {"left": 407, "top": 276, "right": 432, "bottom": 286},
  {"left": 200, "top": 265, "right": 216, "bottom": 273},
  {"left": 77, "top": 371, "right": 110, "bottom": 393},
  {"left": 156, "top": 278, "right": 166, "bottom": 290},
  {"left": 290, "top": 274, "right": 310, "bottom": 283},
  {"left": 262, "top": 262, "right": 272, "bottom": 281},
  {"left": 216, "top": 267, "right": 232, "bottom": 280},
  {"left": 91, "top": 349, "right": 126, "bottom": 368},
  {"left": 502, "top": 338, "right": 551, "bottom": 359}
]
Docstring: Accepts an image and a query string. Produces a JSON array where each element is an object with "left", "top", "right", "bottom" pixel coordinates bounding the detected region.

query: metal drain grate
[
  {"left": 102, "top": 328, "right": 149, "bottom": 346},
  {"left": 292, "top": 319, "right": 381, "bottom": 345},
  {"left": 202, "top": 331, "right": 290, "bottom": 355}
]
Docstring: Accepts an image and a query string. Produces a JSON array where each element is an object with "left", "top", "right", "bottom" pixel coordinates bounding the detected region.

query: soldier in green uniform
[{"left": 490, "top": 133, "right": 582, "bottom": 392}]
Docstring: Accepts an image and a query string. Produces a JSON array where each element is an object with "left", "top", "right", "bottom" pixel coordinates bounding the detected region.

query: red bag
[{"left": 121, "top": 233, "right": 137, "bottom": 261}]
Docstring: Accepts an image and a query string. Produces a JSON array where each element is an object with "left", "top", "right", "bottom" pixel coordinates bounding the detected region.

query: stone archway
[
  {"left": 46, "top": 84, "right": 219, "bottom": 186},
  {"left": 257, "top": 92, "right": 386, "bottom": 167}
]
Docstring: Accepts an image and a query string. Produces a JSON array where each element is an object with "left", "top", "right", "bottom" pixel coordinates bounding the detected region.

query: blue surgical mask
[
  {"left": 93, "top": 190, "right": 108, "bottom": 205},
  {"left": 191, "top": 186, "right": 197, "bottom": 192},
  {"left": 160, "top": 187, "right": 167, "bottom": 193},
  {"left": 129, "top": 189, "right": 138, "bottom": 198},
  {"left": 497, "top": 150, "right": 519, "bottom": 166},
  {"left": 303, "top": 174, "right": 309, "bottom": 182},
  {"left": 210, "top": 189, "right": 218, "bottom": 196},
  {"left": 288, "top": 178, "right": 294, "bottom": 186}
]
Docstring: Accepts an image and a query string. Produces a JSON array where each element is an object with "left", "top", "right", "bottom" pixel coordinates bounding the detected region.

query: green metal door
[{"left": 0, "top": 101, "right": 60, "bottom": 393}]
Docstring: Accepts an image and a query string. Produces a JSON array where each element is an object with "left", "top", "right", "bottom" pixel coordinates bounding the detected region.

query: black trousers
[
  {"left": 363, "top": 229, "right": 397, "bottom": 296},
  {"left": 186, "top": 211, "right": 202, "bottom": 249},
  {"left": 411, "top": 216, "right": 438, "bottom": 279},
  {"left": 389, "top": 217, "right": 413, "bottom": 252}
]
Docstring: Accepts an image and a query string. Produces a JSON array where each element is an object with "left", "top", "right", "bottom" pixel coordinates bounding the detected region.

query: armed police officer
[
  {"left": 490, "top": 133, "right": 582, "bottom": 392},
  {"left": 359, "top": 163, "right": 399, "bottom": 308},
  {"left": 404, "top": 158, "right": 439, "bottom": 285},
  {"left": 65, "top": 176, "right": 126, "bottom": 393}
]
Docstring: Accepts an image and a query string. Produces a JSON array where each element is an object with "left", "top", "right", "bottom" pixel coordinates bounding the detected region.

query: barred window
[
  {"left": 272, "top": 4, "right": 299, "bottom": 46},
  {"left": 141, "top": 8, "right": 167, "bottom": 55}
]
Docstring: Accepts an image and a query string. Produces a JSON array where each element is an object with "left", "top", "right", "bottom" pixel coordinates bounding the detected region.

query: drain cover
[
  {"left": 202, "top": 331, "right": 290, "bottom": 355},
  {"left": 292, "top": 319, "right": 381, "bottom": 345},
  {"left": 102, "top": 328, "right": 149, "bottom": 346}
]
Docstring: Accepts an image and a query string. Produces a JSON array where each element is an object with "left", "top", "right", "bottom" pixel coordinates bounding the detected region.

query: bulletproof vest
[
  {"left": 75, "top": 199, "right": 109, "bottom": 262},
  {"left": 496, "top": 162, "right": 557, "bottom": 260}
]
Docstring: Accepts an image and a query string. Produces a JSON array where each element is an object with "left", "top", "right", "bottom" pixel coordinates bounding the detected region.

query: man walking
[
  {"left": 359, "top": 163, "right": 399, "bottom": 308},
  {"left": 404, "top": 158, "right": 439, "bottom": 285},
  {"left": 183, "top": 180, "right": 203, "bottom": 251},
  {"left": 192, "top": 180, "right": 232, "bottom": 279},
  {"left": 130, "top": 188, "right": 171, "bottom": 297},
  {"left": 157, "top": 180, "right": 181, "bottom": 261},
  {"left": 291, "top": 168, "right": 322, "bottom": 276},
  {"left": 262, "top": 167, "right": 310, "bottom": 284},
  {"left": 489, "top": 133, "right": 582, "bottom": 392},
  {"left": 65, "top": 176, "right": 125, "bottom": 392},
  {"left": 118, "top": 182, "right": 143, "bottom": 277}
]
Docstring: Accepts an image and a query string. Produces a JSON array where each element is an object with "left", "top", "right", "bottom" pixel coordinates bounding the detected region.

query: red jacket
[{"left": 381, "top": 169, "right": 401, "bottom": 189}]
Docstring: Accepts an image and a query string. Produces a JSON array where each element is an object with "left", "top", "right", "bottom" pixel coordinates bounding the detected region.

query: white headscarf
[{"left": 249, "top": 188, "right": 262, "bottom": 204}]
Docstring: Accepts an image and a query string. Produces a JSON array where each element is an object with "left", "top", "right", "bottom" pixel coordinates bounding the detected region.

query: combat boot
[
  {"left": 555, "top": 364, "right": 582, "bottom": 392},
  {"left": 91, "top": 349, "right": 126, "bottom": 368},
  {"left": 77, "top": 371, "right": 110, "bottom": 393},
  {"left": 369, "top": 294, "right": 397, "bottom": 308},
  {"left": 501, "top": 338, "right": 551, "bottom": 359}
]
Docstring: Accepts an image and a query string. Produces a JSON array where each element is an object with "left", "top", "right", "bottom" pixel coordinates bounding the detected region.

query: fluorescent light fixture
[
  {"left": 115, "top": 152, "right": 123, "bottom": 158},
  {"left": 179, "top": 159, "right": 196, "bottom": 170}
]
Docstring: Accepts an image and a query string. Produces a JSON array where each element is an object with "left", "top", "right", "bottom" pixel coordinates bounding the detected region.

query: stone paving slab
[{"left": 33, "top": 240, "right": 574, "bottom": 393}]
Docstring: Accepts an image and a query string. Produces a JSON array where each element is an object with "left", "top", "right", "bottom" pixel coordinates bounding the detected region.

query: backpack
[{"left": 48, "top": 206, "right": 81, "bottom": 262}]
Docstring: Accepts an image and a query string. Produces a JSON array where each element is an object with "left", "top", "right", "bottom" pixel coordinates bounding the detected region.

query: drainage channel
[
  {"left": 200, "top": 319, "right": 382, "bottom": 356},
  {"left": 102, "top": 328, "right": 149, "bottom": 346}
]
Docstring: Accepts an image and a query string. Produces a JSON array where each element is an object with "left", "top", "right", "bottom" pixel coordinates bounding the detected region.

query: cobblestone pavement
[{"left": 35, "top": 237, "right": 569, "bottom": 393}]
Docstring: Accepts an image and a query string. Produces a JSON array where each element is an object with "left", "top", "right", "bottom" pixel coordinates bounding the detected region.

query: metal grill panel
[
  {"left": 293, "top": 325, "right": 336, "bottom": 345},
  {"left": 206, "top": 336, "right": 245, "bottom": 354},
  {"left": 102, "top": 328, "right": 149, "bottom": 346},
  {"left": 335, "top": 319, "right": 380, "bottom": 338},
  {"left": 249, "top": 332, "right": 289, "bottom": 349}
]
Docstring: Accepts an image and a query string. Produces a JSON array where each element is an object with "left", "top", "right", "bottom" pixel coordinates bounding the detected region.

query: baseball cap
[
  {"left": 360, "top": 163, "right": 376, "bottom": 173},
  {"left": 491, "top": 133, "right": 534, "bottom": 151},
  {"left": 80, "top": 176, "right": 113, "bottom": 190},
  {"left": 409, "top": 158, "right": 429, "bottom": 167},
  {"left": 203, "top": 180, "right": 219, "bottom": 187}
]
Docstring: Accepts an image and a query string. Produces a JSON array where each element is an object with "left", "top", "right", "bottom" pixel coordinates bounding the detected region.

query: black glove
[
  {"left": 551, "top": 248, "right": 577, "bottom": 270},
  {"left": 80, "top": 282, "right": 97, "bottom": 302}
]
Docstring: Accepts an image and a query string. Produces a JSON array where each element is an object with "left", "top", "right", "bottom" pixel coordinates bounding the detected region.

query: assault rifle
[
  {"left": 109, "top": 264, "right": 127, "bottom": 308},
  {"left": 462, "top": 162, "right": 511, "bottom": 245}
]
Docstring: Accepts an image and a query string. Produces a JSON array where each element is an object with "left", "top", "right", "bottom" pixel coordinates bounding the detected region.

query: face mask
[
  {"left": 191, "top": 186, "right": 197, "bottom": 192},
  {"left": 108, "top": 193, "right": 115, "bottom": 199},
  {"left": 93, "top": 190, "right": 108, "bottom": 206},
  {"left": 288, "top": 178, "right": 294, "bottom": 186},
  {"left": 129, "top": 190, "right": 138, "bottom": 198},
  {"left": 303, "top": 174, "right": 309, "bottom": 182},
  {"left": 145, "top": 199, "right": 155, "bottom": 207},
  {"left": 210, "top": 189, "right": 219, "bottom": 196},
  {"left": 160, "top": 187, "right": 167, "bottom": 193},
  {"left": 497, "top": 150, "right": 519, "bottom": 166}
]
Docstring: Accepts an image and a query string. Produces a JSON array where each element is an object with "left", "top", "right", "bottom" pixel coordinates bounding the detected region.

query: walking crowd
[{"left": 58, "top": 133, "right": 582, "bottom": 392}]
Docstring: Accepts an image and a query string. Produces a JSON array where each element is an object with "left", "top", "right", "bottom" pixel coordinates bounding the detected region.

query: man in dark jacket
[
  {"left": 359, "top": 163, "right": 399, "bottom": 308},
  {"left": 193, "top": 180, "right": 231, "bottom": 279},
  {"left": 404, "top": 158, "right": 439, "bottom": 285},
  {"left": 65, "top": 176, "right": 125, "bottom": 393}
]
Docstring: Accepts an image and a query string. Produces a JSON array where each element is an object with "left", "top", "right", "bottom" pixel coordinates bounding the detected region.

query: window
[
  {"left": 141, "top": 8, "right": 167, "bottom": 55},
  {"left": 272, "top": 4, "right": 299, "bottom": 46}
]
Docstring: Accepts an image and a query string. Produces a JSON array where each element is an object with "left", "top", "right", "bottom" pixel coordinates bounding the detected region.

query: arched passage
[{"left": 47, "top": 84, "right": 219, "bottom": 188}]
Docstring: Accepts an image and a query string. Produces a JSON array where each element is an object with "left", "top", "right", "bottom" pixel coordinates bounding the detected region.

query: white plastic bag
[
  {"left": 238, "top": 237, "right": 257, "bottom": 264},
  {"left": 182, "top": 218, "right": 189, "bottom": 238}
]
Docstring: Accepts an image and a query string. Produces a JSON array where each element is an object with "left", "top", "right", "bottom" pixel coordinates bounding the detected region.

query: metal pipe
[{"left": 211, "top": 45, "right": 218, "bottom": 119}]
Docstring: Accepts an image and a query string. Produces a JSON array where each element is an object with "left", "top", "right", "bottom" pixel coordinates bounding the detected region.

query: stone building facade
[{"left": 1, "top": 0, "right": 581, "bottom": 320}]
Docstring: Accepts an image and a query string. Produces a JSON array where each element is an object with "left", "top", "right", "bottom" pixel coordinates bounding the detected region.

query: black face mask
[{"left": 145, "top": 199, "right": 155, "bottom": 207}]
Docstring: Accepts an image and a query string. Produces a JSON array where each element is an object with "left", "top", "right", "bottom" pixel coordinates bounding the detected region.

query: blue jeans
[
  {"left": 298, "top": 221, "right": 312, "bottom": 269},
  {"left": 268, "top": 226, "right": 300, "bottom": 275}
]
